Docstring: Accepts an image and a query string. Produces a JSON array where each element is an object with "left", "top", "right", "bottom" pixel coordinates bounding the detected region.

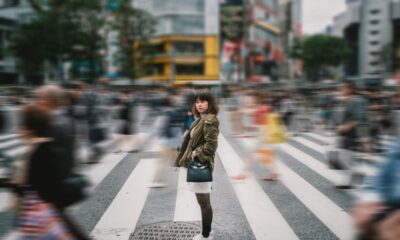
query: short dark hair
[
  {"left": 21, "top": 104, "right": 51, "bottom": 137},
  {"left": 192, "top": 89, "right": 219, "bottom": 117}
]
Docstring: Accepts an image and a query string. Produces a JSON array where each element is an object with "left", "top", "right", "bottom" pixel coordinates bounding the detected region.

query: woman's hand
[{"left": 191, "top": 150, "right": 197, "bottom": 159}]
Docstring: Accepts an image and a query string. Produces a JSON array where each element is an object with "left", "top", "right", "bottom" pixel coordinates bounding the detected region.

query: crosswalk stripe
[
  {"left": 293, "top": 136, "right": 326, "bottom": 154},
  {"left": 85, "top": 153, "right": 128, "bottom": 191},
  {"left": 242, "top": 136, "right": 353, "bottom": 239},
  {"left": 239, "top": 137, "right": 355, "bottom": 239},
  {"left": 305, "top": 133, "right": 336, "bottom": 145},
  {"left": 0, "top": 192, "right": 11, "bottom": 212},
  {"left": 293, "top": 135, "right": 378, "bottom": 177},
  {"left": 0, "top": 139, "right": 21, "bottom": 150},
  {"left": 218, "top": 134, "right": 299, "bottom": 240},
  {"left": 277, "top": 161, "right": 355, "bottom": 240},
  {"left": 174, "top": 168, "right": 201, "bottom": 222},
  {"left": 278, "top": 143, "right": 347, "bottom": 185},
  {"left": 90, "top": 158, "right": 157, "bottom": 240},
  {"left": 0, "top": 134, "right": 19, "bottom": 143}
]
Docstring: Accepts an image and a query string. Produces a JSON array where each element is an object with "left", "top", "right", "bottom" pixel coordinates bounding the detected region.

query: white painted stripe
[
  {"left": 3, "top": 146, "right": 29, "bottom": 159},
  {"left": 218, "top": 134, "right": 299, "bottom": 240},
  {"left": 278, "top": 143, "right": 347, "bottom": 185},
  {"left": 0, "top": 134, "right": 19, "bottom": 142},
  {"left": 90, "top": 159, "right": 157, "bottom": 240},
  {"left": 0, "top": 191, "right": 11, "bottom": 212},
  {"left": 305, "top": 133, "right": 336, "bottom": 145},
  {"left": 277, "top": 162, "right": 355, "bottom": 240},
  {"left": 85, "top": 153, "right": 128, "bottom": 190},
  {"left": 174, "top": 168, "right": 201, "bottom": 221},
  {"left": 2, "top": 231, "right": 18, "bottom": 240},
  {"left": 293, "top": 136, "right": 326, "bottom": 154},
  {"left": 0, "top": 139, "right": 22, "bottom": 150}
]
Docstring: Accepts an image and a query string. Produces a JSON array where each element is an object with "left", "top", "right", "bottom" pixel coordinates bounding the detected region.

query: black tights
[{"left": 195, "top": 193, "right": 213, "bottom": 238}]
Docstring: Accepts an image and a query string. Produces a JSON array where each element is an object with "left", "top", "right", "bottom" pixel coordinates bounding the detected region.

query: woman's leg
[{"left": 195, "top": 193, "right": 213, "bottom": 238}]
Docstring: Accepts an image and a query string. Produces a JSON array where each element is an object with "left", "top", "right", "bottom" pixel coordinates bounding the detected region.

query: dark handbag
[
  {"left": 187, "top": 158, "right": 213, "bottom": 182},
  {"left": 61, "top": 173, "right": 91, "bottom": 207}
]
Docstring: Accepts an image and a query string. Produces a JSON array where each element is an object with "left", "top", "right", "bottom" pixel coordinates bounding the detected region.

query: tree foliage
[
  {"left": 113, "top": 0, "right": 156, "bottom": 80},
  {"left": 290, "top": 34, "right": 352, "bottom": 82},
  {"left": 9, "top": 0, "right": 105, "bottom": 84}
]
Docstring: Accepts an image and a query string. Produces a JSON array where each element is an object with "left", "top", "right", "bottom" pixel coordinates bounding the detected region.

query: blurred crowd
[
  {"left": 0, "top": 80, "right": 400, "bottom": 239},
  {"left": 0, "top": 83, "right": 202, "bottom": 239}
]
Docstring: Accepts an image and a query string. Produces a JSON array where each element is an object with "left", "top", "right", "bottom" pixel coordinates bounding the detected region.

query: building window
[
  {"left": 370, "top": 9, "right": 380, "bottom": 14},
  {"left": 254, "top": 27, "right": 278, "bottom": 44},
  {"left": 173, "top": 16, "right": 204, "bottom": 34},
  {"left": 145, "top": 64, "right": 164, "bottom": 75},
  {"left": 153, "top": 0, "right": 204, "bottom": 14},
  {"left": 370, "top": 61, "right": 379, "bottom": 66},
  {"left": 175, "top": 64, "right": 204, "bottom": 75},
  {"left": 150, "top": 43, "right": 165, "bottom": 55},
  {"left": 172, "top": 42, "right": 204, "bottom": 55},
  {"left": 370, "top": 41, "right": 380, "bottom": 45},
  {"left": 370, "top": 20, "right": 380, "bottom": 25},
  {"left": 370, "top": 30, "right": 380, "bottom": 35}
]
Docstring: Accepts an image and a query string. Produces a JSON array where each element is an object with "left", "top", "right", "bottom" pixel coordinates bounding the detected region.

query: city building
[
  {"left": 220, "top": 0, "right": 245, "bottom": 83},
  {"left": 133, "top": 0, "right": 220, "bottom": 85},
  {"left": 278, "top": 0, "right": 302, "bottom": 81},
  {"left": 333, "top": 0, "right": 400, "bottom": 85},
  {"left": 246, "top": 0, "right": 282, "bottom": 83},
  {"left": 220, "top": 0, "right": 284, "bottom": 84}
]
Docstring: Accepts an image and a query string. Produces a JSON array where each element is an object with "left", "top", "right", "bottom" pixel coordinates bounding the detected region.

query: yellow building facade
[{"left": 134, "top": 0, "right": 220, "bottom": 85}]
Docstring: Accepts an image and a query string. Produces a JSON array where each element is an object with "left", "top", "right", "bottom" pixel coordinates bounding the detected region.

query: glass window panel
[
  {"left": 175, "top": 64, "right": 204, "bottom": 75},
  {"left": 172, "top": 15, "right": 204, "bottom": 34},
  {"left": 172, "top": 42, "right": 204, "bottom": 55},
  {"left": 153, "top": 0, "right": 204, "bottom": 14}
]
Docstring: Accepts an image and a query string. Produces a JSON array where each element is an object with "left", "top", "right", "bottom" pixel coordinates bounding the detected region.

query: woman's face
[{"left": 195, "top": 98, "right": 209, "bottom": 114}]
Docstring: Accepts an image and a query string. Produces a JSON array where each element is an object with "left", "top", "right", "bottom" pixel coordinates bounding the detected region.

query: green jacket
[{"left": 175, "top": 113, "right": 219, "bottom": 169}]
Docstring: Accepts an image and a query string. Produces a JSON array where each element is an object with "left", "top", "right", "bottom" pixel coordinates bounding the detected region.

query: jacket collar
[{"left": 202, "top": 113, "right": 216, "bottom": 122}]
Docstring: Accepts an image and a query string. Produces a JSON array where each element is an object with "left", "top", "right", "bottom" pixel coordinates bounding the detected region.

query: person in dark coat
[
  {"left": 114, "top": 91, "right": 140, "bottom": 153},
  {"left": 34, "top": 85, "right": 91, "bottom": 239},
  {"left": 35, "top": 85, "right": 76, "bottom": 175},
  {"left": 4, "top": 104, "right": 76, "bottom": 238}
]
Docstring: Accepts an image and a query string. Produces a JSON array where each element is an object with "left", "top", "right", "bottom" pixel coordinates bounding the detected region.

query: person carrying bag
[
  {"left": 3, "top": 104, "right": 76, "bottom": 239},
  {"left": 175, "top": 89, "right": 219, "bottom": 240}
]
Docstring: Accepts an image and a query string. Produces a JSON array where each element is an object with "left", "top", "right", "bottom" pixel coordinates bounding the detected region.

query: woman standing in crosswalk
[{"left": 175, "top": 89, "right": 219, "bottom": 240}]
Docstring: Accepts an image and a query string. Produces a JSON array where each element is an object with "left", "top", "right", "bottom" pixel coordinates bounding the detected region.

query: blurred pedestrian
[
  {"left": 231, "top": 99, "right": 285, "bottom": 181},
  {"left": 2, "top": 104, "right": 75, "bottom": 239},
  {"left": 228, "top": 87, "right": 244, "bottom": 137},
  {"left": 114, "top": 91, "right": 140, "bottom": 153},
  {"left": 150, "top": 94, "right": 183, "bottom": 188},
  {"left": 352, "top": 137, "right": 400, "bottom": 240},
  {"left": 175, "top": 89, "right": 219, "bottom": 240},
  {"left": 35, "top": 85, "right": 76, "bottom": 178},
  {"left": 181, "top": 83, "right": 196, "bottom": 134},
  {"left": 35, "top": 85, "right": 91, "bottom": 239},
  {"left": 334, "top": 82, "right": 369, "bottom": 189}
]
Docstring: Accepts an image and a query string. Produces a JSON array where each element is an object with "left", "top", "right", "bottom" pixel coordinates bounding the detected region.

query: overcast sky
[{"left": 302, "top": 0, "right": 346, "bottom": 34}]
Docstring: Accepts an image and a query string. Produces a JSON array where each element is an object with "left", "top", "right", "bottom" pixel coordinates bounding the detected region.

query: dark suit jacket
[
  {"left": 51, "top": 110, "right": 76, "bottom": 179},
  {"left": 27, "top": 141, "right": 67, "bottom": 207}
]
